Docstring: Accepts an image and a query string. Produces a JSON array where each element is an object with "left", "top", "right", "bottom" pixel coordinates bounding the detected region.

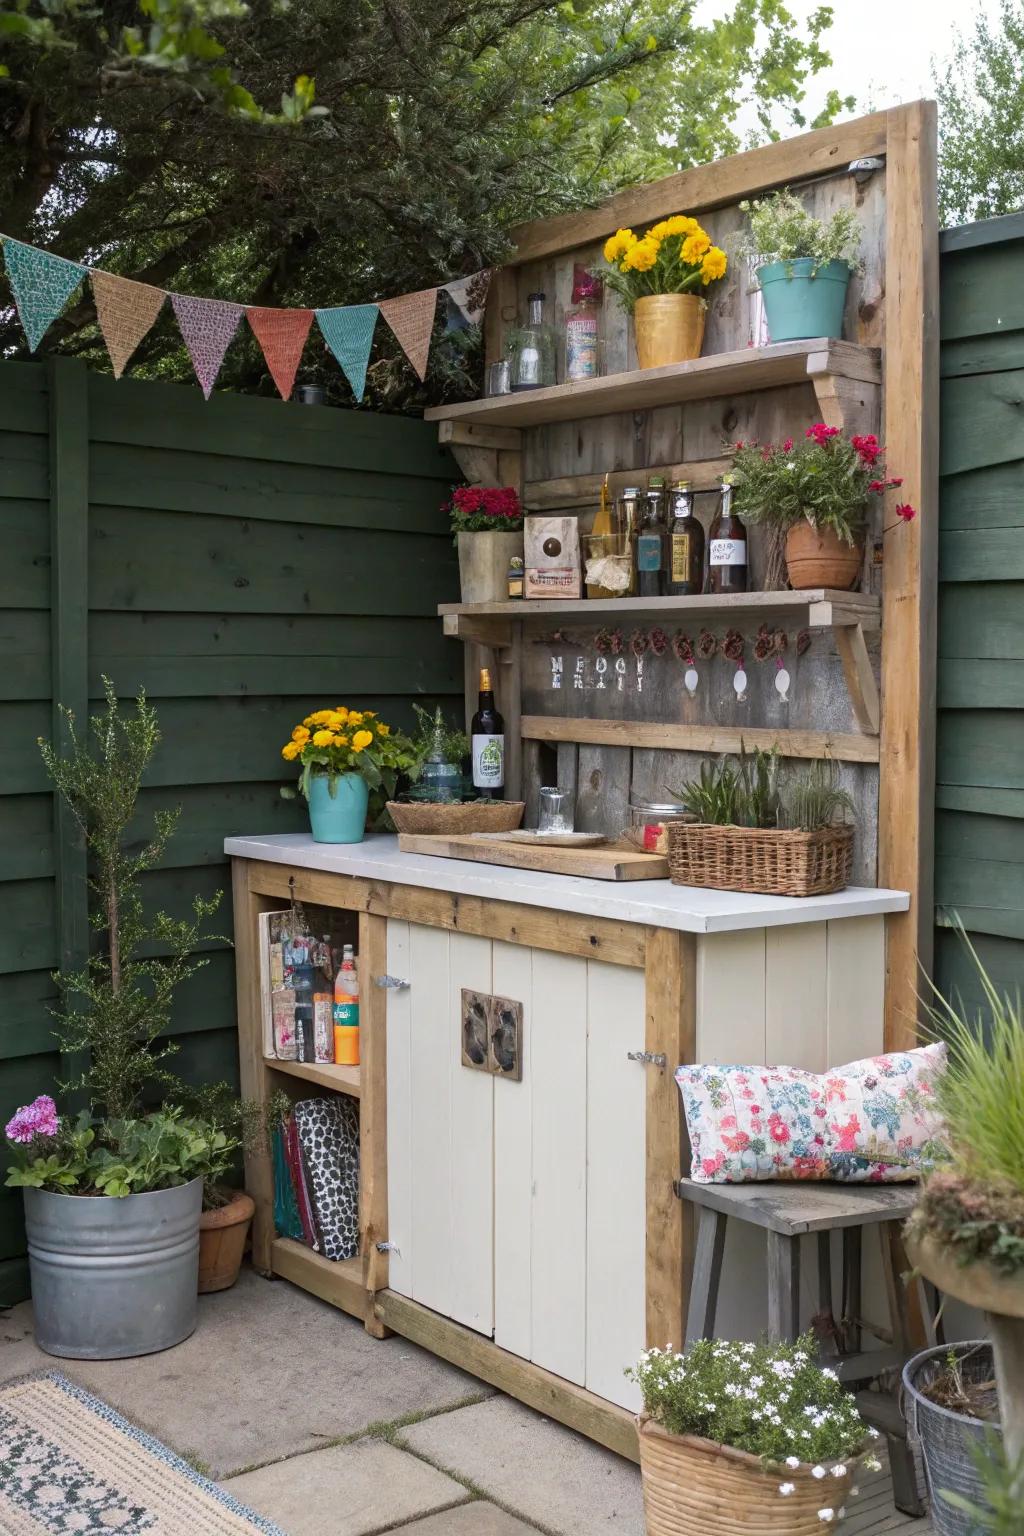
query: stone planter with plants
[
  {"left": 735, "top": 189, "right": 862, "bottom": 342},
  {"left": 732, "top": 425, "right": 915, "bottom": 591},
  {"left": 629, "top": 1333, "right": 882, "bottom": 1535},
  {"left": 281, "top": 705, "right": 418, "bottom": 844},
  {"left": 603, "top": 215, "right": 728, "bottom": 370},
  {"left": 449, "top": 485, "right": 524, "bottom": 605},
  {"left": 4, "top": 682, "right": 235, "bottom": 1360}
]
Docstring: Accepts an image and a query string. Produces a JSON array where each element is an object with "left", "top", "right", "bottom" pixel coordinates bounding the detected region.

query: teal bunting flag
[
  {"left": 315, "top": 304, "right": 379, "bottom": 401},
  {"left": 2, "top": 237, "right": 87, "bottom": 352}
]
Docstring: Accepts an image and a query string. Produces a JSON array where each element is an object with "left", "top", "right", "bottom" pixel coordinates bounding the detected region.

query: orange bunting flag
[
  {"left": 379, "top": 287, "right": 438, "bottom": 382},
  {"left": 91, "top": 270, "right": 166, "bottom": 379},
  {"left": 246, "top": 307, "right": 314, "bottom": 400}
]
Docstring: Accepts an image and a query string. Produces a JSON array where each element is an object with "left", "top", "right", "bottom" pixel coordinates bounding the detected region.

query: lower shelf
[{"left": 270, "top": 1237, "right": 366, "bottom": 1320}]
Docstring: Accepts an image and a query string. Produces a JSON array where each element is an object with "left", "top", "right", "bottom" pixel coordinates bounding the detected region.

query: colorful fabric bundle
[{"left": 293, "top": 1097, "right": 360, "bottom": 1261}]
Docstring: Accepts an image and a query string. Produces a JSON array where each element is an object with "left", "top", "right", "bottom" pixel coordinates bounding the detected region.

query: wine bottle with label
[
  {"left": 665, "top": 480, "right": 705, "bottom": 596},
  {"left": 705, "top": 473, "right": 748, "bottom": 594},
  {"left": 471, "top": 667, "right": 505, "bottom": 800}
]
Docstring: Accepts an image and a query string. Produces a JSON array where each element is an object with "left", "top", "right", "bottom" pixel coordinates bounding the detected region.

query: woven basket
[
  {"left": 667, "top": 822, "right": 853, "bottom": 898},
  {"left": 387, "top": 800, "right": 525, "bottom": 835},
  {"left": 638, "top": 1419, "right": 855, "bottom": 1536}
]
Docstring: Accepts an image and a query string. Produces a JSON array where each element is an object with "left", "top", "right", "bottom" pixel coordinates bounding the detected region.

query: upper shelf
[
  {"left": 439, "top": 589, "right": 880, "bottom": 631},
  {"left": 424, "top": 338, "right": 882, "bottom": 431}
]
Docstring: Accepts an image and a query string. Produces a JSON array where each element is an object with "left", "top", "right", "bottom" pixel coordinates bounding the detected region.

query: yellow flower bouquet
[
  {"left": 281, "top": 706, "right": 418, "bottom": 843},
  {"left": 602, "top": 215, "right": 728, "bottom": 311}
]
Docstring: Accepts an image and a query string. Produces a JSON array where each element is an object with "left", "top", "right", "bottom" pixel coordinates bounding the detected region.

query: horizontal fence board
[
  {"left": 940, "top": 370, "right": 1024, "bottom": 477},
  {"left": 0, "top": 609, "right": 50, "bottom": 700},
  {"left": 171, "top": 1025, "right": 241, "bottom": 1094},
  {"left": 941, "top": 331, "right": 1024, "bottom": 378},
  {"left": 935, "top": 902, "right": 1024, "bottom": 943},
  {"left": 935, "top": 854, "right": 1024, "bottom": 939},
  {"left": 0, "top": 1257, "right": 30, "bottom": 1308},
  {"left": 939, "top": 240, "right": 1024, "bottom": 340},
  {"left": 0, "top": 877, "right": 56, "bottom": 975},
  {"left": 0, "top": 434, "right": 49, "bottom": 500},
  {"left": 0, "top": 969, "right": 59, "bottom": 1060},
  {"left": 937, "top": 710, "right": 1024, "bottom": 790},
  {"left": 936, "top": 808, "right": 1024, "bottom": 863},
  {"left": 88, "top": 610, "right": 452, "bottom": 659},
  {"left": 0, "top": 702, "right": 53, "bottom": 794},
  {"left": 938, "top": 583, "right": 1024, "bottom": 659},
  {"left": 934, "top": 927, "right": 1024, "bottom": 1016},
  {"left": 936, "top": 783, "right": 1024, "bottom": 819},
  {"left": 939, "top": 526, "right": 1024, "bottom": 582},
  {"left": 940, "top": 460, "right": 1024, "bottom": 529},
  {"left": 937, "top": 658, "right": 1024, "bottom": 708},
  {"left": 0, "top": 503, "right": 51, "bottom": 609},
  {"left": 0, "top": 794, "right": 55, "bottom": 880},
  {"left": 91, "top": 650, "right": 459, "bottom": 702}
]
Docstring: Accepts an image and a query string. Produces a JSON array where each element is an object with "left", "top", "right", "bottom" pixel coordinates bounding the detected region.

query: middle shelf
[{"left": 266, "top": 1056, "right": 362, "bottom": 1097}]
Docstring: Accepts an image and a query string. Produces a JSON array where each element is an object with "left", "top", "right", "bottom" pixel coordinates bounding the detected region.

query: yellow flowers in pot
[
  {"left": 281, "top": 706, "right": 415, "bottom": 797},
  {"left": 603, "top": 213, "right": 728, "bottom": 369}
]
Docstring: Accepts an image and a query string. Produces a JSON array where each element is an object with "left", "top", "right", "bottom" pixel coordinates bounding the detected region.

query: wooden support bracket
[
  {"left": 835, "top": 624, "right": 881, "bottom": 735},
  {"left": 808, "top": 366, "right": 881, "bottom": 439},
  {"left": 443, "top": 613, "right": 515, "bottom": 647}
]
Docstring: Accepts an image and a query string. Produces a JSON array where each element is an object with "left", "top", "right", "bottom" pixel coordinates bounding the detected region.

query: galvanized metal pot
[{"left": 24, "top": 1177, "right": 203, "bottom": 1359}]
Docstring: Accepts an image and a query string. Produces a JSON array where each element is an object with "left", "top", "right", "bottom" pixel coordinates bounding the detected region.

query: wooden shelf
[
  {"left": 424, "top": 339, "right": 880, "bottom": 431},
  {"left": 440, "top": 589, "right": 879, "bottom": 630},
  {"left": 270, "top": 1238, "right": 366, "bottom": 1320},
  {"left": 265, "top": 1056, "right": 361, "bottom": 1097}
]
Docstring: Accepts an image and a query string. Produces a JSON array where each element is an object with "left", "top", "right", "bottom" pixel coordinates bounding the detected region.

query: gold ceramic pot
[
  {"left": 634, "top": 294, "right": 706, "bottom": 370},
  {"left": 785, "top": 522, "right": 862, "bottom": 591}
]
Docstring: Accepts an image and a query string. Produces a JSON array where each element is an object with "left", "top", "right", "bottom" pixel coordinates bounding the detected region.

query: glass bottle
[
  {"left": 666, "top": 480, "right": 705, "bottom": 596},
  {"left": 420, "top": 706, "right": 461, "bottom": 802},
  {"left": 616, "top": 486, "right": 642, "bottom": 597},
  {"left": 471, "top": 667, "right": 505, "bottom": 799},
  {"left": 510, "top": 292, "right": 556, "bottom": 391},
  {"left": 706, "top": 474, "right": 748, "bottom": 595},
  {"left": 564, "top": 265, "right": 603, "bottom": 383},
  {"left": 636, "top": 476, "right": 667, "bottom": 598}
]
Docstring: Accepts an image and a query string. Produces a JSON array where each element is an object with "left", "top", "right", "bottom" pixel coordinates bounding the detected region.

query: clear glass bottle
[
  {"left": 564, "top": 265, "right": 603, "bottom": 383},
  {"left": 636, "top": 476, "right": 668, "bottom": 598},
  {"left": 420, "top": 706, "right": 461, "bottom": 802},
  {"left": 616, "top": 485, "right": 642, "bottom": 597},
  {"left": 666, "top": 480, "right": 705, "bottom": 596},
  {"left": 510, "top": 291, "right": 557, "bottom": 391},
  {"left": 706, "top": 473, "right": 748, "bottom": 595}
]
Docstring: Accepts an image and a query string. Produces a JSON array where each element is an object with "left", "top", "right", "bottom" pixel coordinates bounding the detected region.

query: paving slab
[
  {"left": 224, "top": 1438, "right": 469, "bottom": 1536},
  {"left": 0, "top": 1267, "right": 490, "bottom": 1477},
  {"left": 397, "top": 1395, "right": 644, "bottom": 1536},
  {"left": 390, "top": 1504, "right": 543, "bottom": 1535}
]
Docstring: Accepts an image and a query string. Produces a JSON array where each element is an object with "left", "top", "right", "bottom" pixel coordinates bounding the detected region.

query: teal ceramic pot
[
  {"left": 307, "top": 772, "right": 369, "bottom": 844},
  {"left": 758, "top": 258, "right": 851, "bottom": 342}
]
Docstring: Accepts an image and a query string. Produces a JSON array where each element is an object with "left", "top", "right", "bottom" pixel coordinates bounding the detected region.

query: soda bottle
[{"left": 333, "top": 944, "right": 360, "bottom": 1066}]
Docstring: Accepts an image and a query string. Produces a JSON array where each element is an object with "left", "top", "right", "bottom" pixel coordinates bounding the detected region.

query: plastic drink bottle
[{"left": 333, "top": 944, "right": 360, "bottom": 1066}]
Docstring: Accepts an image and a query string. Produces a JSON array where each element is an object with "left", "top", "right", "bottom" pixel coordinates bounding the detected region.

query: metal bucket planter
[
  {"left": 24, "top": 1177, "right": 203, "bottom": 1359},
  {"left": 902, "top": 1341, "right": 1001, "bottom": 1536}
]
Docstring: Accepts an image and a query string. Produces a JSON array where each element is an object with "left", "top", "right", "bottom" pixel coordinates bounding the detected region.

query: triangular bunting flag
[
  {"left": 171, "top": 294, "right": 245, "bottom": 399},
  {"left": 379, "top": 287, "right": 438, "bottom": 382},
  {"left": 91, "top": 270, "right": 166, "bottom": 379},
  {"left": 315, "top": 304, "right": 379, "bottom": 402},
  {"left": 2, "top": 237, "right": 86, "bottom": 352},
  {"left": 247, "top": 307, "right": 314, "bottom": 400},
  {"left": 443, "top": 269, "right": 493, "bottom": 329}
]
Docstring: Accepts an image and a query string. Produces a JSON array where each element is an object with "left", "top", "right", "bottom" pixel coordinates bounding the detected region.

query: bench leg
[
  {"left": 841, "top": 1225, "right": 862, "bottom": 1354},
  {"left": 766, "top": 1230, "right": 800, "bottom": 1343},
  {"left": 685, "top": 1207, "right": 726, "bottom": 1346},
  {"left": 886, "top": 1431, "right": 926, "bottom": 1518}
]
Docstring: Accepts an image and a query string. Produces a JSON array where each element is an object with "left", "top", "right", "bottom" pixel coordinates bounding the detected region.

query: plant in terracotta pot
[
  {"left": 735, "top": 189, "right": 863, "bottom": 342},
  {"left": 188, "top": 1087, "right": 290, "bottom": 1293},
  {"left": 449, "top": 484, "right": 524, "bottom": 605},
  {"left": 732, "top": 425, "right": 915, "bottom": 591},
  {"left": 281, "top": 705, "right": 418, "bottom": 844},
  {"left": 603, "top": 215, "right": 728, "bottom": 370},
  {"left": 628, "top": 1333, "right": 880, "bottom": 1534}
]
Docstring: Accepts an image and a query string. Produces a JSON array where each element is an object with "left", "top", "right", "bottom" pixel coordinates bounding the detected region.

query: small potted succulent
[
  {"left": 732, "top": 425, "right": 915, "bottom": 590},
  {"left": 629, "top": 1333, "right": 880, "bottom": 1535},
  {"left": 735, "top": 189, "right": 862, "bottom": 342},
  {"left": 603, "top": 215, "right": 728, "bottom": 370},
  {"left": 281, "top": 705, "right": 417, "bottom": 844},
  {"left": 449, "top": 484, "right": 524, "bottom": 605}
]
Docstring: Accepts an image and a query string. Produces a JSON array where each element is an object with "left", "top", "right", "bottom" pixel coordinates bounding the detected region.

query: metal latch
[
  {"left": 376, "top": 1241, "right": 401, "bottom": 1255},
  {"left": 373, "top": 975, "right": 410, "bottom": 990},
  {"left": 627, "top": 1050, "right": 667, "bottom": 1069}
]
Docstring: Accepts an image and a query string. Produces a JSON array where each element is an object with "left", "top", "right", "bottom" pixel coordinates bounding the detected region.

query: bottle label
[
  {"left": 517, "top": 345, "right": 540, "bottom": 386},
  {"left": 472, "top": 733, "right": 505, "bottom": 788},
  {"left": 710, "top": 537, "right": 746, "bottom": 567},
  {"left": 313, "top": 996, "right": 334, "bottom": 1062},
  {"left": 670, "top": 534, "right": 691, "bottom": 580},
  {"left": 333, "top": 999, "right": 359, "bottom": 1028},
  {"left": 637, "top": 533, "right": 663, "bottom": 573},
  {"left": 565, "top": 315, "right": 599, "bottom": 381}
]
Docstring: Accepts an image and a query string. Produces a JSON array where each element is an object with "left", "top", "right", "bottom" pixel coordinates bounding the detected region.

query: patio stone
[
  {"left": 0, "top": 1267, "right": 490, "bottom": 1477},
  {"left": 224, "top": 1438, "right": 470, "bottom": 1535},
  {"left": 390, "top": 1503, "right": 543, "bottom": 1534},
  {"left": 396, "top": 1395, "right": 644, "bottom": 1536}
]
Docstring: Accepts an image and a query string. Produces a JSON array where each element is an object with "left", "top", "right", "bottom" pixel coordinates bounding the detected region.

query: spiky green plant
[{"left": 781, "top": 759, "right": 856, "bottom": 831}]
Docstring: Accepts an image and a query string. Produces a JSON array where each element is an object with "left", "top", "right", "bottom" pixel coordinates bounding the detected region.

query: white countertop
[{"left": 224, "top": 833, "right": 909, "bottom": 936}]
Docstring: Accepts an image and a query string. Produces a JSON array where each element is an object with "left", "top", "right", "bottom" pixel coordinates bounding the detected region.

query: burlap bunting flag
[
  {"left": 91, "top": 270, "right": 166, "bottom": 379},
  {"left": 442, "top": 269, "right": 493, "bottom": 329},
  {"left": 315, "top": 304, "right": 379, "bottom": 402},
  {"left": 2, "top": 237, "right": 86, "bottom": 352},
  {"left": 247, "top": 307, "right": 314, "bottom": 400},
  {"left": 379, "top": 287, "right": 438, "bottom": 382},
  {"left": 171, "top": 294, "right": 245, "bottom": 399}
]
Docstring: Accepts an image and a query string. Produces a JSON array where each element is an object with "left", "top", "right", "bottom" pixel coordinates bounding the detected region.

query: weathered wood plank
[{"left": 523, "top": 714, "right": 880, "bottom": 764}]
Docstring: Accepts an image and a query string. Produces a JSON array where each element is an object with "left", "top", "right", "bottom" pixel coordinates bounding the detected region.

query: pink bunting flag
[
  {"left": 171, "top": 294, "right": 245, "bottom": 399},
  {"left": 91, "top": 270, "right": 166, "bottom": 380},
  {"left": 247, "top": 307, "right": 314, "bottom": 400},
  {"left": 379, "top": 287, "right": 438, "bottom": 382}
]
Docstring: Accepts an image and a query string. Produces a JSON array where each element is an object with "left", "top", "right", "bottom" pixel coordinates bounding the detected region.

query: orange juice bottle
[{"left": 333, "top": 944, "right": 360, "bottom": 1066}]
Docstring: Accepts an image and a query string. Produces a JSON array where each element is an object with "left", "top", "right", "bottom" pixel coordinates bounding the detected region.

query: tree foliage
[
  {"left": 936, "top": 0, "right": 1024, "bottom": 228},
  {"left": 1, "top": 0, "right": 845, "bottom": 404}
]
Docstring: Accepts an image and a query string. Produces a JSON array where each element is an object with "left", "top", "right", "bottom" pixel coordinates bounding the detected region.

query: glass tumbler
[{"left": 538, "top": 786, "right": 574, "bottom": 835}]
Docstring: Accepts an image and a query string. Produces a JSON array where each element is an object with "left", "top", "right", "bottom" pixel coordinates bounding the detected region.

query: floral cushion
[{"left": 675, "top": 1043, "right": 947, "bottom": 1184}]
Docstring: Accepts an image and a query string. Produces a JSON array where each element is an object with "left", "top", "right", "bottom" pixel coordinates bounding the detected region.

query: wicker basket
[
  {"left": 387, "top": 800, "right": 525, "bottom": 835},
  {"left": 638, "top": 1419, "right": 855, "bottom": 1536},
  {"left": 667, "top": 822, "right": 853, "bottom": 897}
]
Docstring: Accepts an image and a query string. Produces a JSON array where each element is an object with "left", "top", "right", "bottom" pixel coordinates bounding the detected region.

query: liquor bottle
[
  {"left": 510, "top": 292, "right": 556, "bottom": 391},
  {"left": 333, "top": 943, "right": 360, "bottom": 1067},
  {"left": 471, "top": 667, "right": 505, "bottom": 799},
  {"left": 706, "top": 474, "right": 748, "bottom": 595},
  {"left": 420, "top": 706, "right": 461, "bottom": 803},
  {"left": 636, "top": 477, "right": 667, "bottom": 598},
  {"left": 616, "top": 486, "right": 641, "bottom": 597},
  {"left": 564, "top": 265, "right": 603, "bottom": 383},
  {"left": 665, "top": 480, "right": 705, "bottom": 596}
]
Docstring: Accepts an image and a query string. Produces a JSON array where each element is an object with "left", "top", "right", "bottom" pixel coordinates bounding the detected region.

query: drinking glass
[{"left": 538, "top": 786, "right": 574, "bottom": 834}]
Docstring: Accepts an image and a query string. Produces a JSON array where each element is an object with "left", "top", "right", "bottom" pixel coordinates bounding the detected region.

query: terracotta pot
[
  {"left": 638, "top": 1418, "right": 856, "bottom": 1535},
  {"left": 634, "top": 294, "right": 706, "bottom": 370},
  {"left": 905, "top": 1229, "right": 1024, "bottom": 1319},
  {"left": 457, "top": 529, "right": 523, "bottom": 605},
  {"left": 198, "top": 1190, "right": 255, "bottom": 1294},
  {"left": 785, "top": 521, "right": 862, "bottom": 591}
]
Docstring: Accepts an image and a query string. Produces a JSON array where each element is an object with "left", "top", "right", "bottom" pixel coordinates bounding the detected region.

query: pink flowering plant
[
  {"left": 448, "top": 484, "right": 523, "bottom": 539},
  {"left": 731, "top": 425, "right": 916, "bottom": 546}
]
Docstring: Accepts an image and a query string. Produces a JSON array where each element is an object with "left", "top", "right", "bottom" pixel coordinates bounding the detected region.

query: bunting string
[{"left": 0, "top": 230, "right": 491, "bottom": 401}]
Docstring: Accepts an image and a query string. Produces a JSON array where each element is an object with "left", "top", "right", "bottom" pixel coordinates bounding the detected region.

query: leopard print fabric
[{"left": 294, "top": 1097, "right": 360, "bottom": 1261}]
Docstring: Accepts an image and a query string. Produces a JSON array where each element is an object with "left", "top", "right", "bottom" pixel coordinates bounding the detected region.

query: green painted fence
[
  {"left": 937, "top": 213, "right": 1024, "bottom": 1011},
  {"left": 0, "top": 358, "right": 458, "bottom": 1303}
]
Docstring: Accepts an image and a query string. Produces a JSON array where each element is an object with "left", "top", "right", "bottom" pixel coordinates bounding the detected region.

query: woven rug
[{"left": 0, "top": 1372, "right": 284, "bottom": 1535}]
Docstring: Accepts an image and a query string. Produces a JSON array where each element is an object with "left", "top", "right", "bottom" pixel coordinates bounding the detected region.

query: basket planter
[
  {"left": 634, "top": 294, "right": 706, "bottom": 370},
  {"left": 198, "top": 1190, "right": 255, "bottom": 1294},
  {"left": 638, "top": 1418, "right": 855, "bottom": 1536},
  {"left": 387, "top": 799, "right": 524, "bottom": 835},
  {"left": 668, "top": 822, "right": 853, "bottom": 897},
  {"left": 905, "top": 1229, "right": 1024, "bottom": 1319},
  {"left": 785, "top": 523, "right": 863, "bottom": 591},
  {"left": 457, "top": 530, "right": 524, "bottom": 605},
  {"left": 901, "top": 1342, "right": 1001, "bottom": 1536},
  {"left": 758, "top": 258, "right": 851, "bottom": 342}
]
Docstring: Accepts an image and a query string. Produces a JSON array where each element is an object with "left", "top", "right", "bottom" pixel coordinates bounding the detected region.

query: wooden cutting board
[{"left": 397, "top": 831, "right": 669, "bottom": 881}]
